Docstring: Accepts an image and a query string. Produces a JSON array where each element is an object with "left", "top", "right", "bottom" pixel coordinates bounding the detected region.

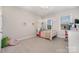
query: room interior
[{"left": 0, "top": 6, "right": 79, "bottom": 53}]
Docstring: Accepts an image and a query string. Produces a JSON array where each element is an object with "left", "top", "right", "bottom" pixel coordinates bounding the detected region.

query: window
[
  {"left": 47, "top": 19, "right": 53, "bottom": 29},
  {"left": 60, "top": 16, "right": 71, "bottom": 30}
]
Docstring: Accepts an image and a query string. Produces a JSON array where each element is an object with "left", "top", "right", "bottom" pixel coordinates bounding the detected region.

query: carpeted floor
[{"left": 1, "top": 37, "right": 68, "bottom": 53}]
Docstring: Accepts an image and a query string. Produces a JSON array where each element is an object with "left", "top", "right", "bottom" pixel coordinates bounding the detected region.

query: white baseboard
[
  {"left": 57, "top": 35, "right": 65, "bottom": 38},
  {"left": 16, "top": 35, "right": 36, "bottom": 41}
]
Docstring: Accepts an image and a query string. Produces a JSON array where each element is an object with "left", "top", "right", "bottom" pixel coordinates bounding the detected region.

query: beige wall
[
  {"left": 0, "top": 7, "right": 2, "bottom": 30},
  {"left": 0, "top": 6, "right": 2, "bottom": 52},
  {"left": 2, "top": 7, "right": 41, "bottom": 40},
  {"left": 2, "top": 7, "right": 79, "bottom": 40}
]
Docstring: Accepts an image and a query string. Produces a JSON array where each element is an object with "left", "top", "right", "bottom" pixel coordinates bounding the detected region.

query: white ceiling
[{"left": 19, "top": 6, "right": 78, "bottom": 18}]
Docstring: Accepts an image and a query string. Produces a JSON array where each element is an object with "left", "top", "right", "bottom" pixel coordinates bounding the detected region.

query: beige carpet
[{"left": 1, "top": 37, "right": 68, "bottom": 53}]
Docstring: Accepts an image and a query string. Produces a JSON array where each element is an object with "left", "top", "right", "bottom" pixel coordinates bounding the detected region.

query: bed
[{"left": 40, "top": 30, "right": 57, "bottom": 40}]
